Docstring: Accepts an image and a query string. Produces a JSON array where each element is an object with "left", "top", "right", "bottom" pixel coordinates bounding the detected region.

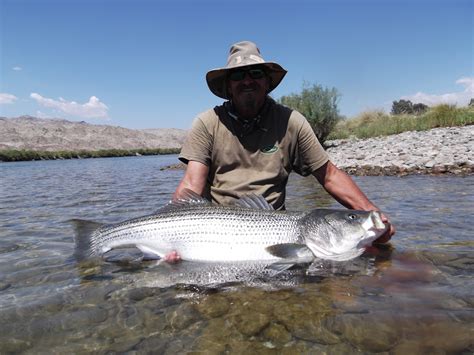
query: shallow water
[{"left": 0, "top": 155, "right": 473, "bottom": 353}]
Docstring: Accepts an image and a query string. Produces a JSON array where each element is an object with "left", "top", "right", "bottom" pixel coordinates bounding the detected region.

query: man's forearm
[
  {"left": 173, "top": 160, "right": 209, "bottom": 200},
  {"left": 313, "top": 161, "right": 379, "bottom": 211}
]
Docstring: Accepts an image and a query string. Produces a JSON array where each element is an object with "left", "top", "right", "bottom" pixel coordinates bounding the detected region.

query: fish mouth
[
  {"left": 357, "top": 211, "right": 388, "bottom": 248},
  {"left": 370, "top": 211, "right": 387, "bottom": 231}
]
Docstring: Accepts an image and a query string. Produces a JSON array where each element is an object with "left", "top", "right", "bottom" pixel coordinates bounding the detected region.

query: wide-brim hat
[{"left": 206, "top": 41, "right": 287, "bottom": 100}]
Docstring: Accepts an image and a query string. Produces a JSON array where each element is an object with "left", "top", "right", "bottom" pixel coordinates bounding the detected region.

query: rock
[
  {"left": 273, "top": 295, "right": 340, "bottom": 345},
  {"left": 195, "top": 294, "right": 230, "bottom": 319},
  {"left": 327, "top": 314, "right": 399, "bottom": 352},
  {"left": 232, "top": 311, "right": 270, "bottom": 336},
  {"left": 127, "top": 287, "right": 160, "bottom": 302},
  {"left": 166, "top": 303, "right": 201, "bottom": 331},
  {"left": 262, "top": 322, "right": 292, "bottom": 345}
]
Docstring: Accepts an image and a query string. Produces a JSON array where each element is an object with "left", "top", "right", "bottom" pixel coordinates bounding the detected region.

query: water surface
[{"left": 1, "top": 156, "right": 473, "bottom": 353}]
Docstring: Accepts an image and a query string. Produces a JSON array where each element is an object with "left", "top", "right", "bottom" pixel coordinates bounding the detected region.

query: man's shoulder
[
  {"left": 196, "top": 107, "right": 220, "bottom": 121},
  {"left": 270, "top": 101, "right": 307, "bottom": 131}
]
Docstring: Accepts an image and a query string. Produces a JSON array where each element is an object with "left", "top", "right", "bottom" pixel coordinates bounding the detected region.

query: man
[{"left": 169, "top": 41, "right": 394, "bottom": 262}]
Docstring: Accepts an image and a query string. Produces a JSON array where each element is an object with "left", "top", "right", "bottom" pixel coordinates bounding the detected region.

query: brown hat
[{"left": 206, "top": 41, "right": 287, "bottom": 100}]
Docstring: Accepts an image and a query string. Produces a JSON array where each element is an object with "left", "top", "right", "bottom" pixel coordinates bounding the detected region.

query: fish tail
[{"left": 71, "top": 219, "right": 103, "bottom": 261}]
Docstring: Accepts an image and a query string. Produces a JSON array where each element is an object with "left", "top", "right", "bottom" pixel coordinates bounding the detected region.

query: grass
[
  {"left": 328, "top": 104, "right": 474, "bottom": 140},
  {"left": 0, "top": 147, "right": 181, "bottom": 162}
]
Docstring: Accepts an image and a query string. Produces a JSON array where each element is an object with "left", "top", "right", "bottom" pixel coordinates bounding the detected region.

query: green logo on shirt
[{"left": 260, "top": 145, "right": 278, "bottom": 154}]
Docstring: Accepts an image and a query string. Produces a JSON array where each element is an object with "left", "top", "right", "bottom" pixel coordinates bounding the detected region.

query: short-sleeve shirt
[{"left": 179, "top": 97, "right": 329, "bottom": 210}]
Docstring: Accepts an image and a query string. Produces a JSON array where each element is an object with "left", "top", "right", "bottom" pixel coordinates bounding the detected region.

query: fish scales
[
  {"left": 74, "top": 190, "right": 388, "bottom": 263},
  {"left": 87, "top": 204, "right": 303, "bottom": 261}
]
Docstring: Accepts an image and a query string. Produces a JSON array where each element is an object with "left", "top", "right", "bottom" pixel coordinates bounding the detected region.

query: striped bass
[{"left": 73, "top": 190, "right": 387, "bottom": 265}]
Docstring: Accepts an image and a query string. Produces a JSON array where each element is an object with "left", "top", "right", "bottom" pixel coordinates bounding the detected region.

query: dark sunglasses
[{"left": 228, "top": 68, "right": 266, "bottom": 81}]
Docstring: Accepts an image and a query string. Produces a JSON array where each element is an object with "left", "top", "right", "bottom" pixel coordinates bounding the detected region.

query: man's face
[{"left": 227, "top": 66, "right": 270, "bottom": 118}]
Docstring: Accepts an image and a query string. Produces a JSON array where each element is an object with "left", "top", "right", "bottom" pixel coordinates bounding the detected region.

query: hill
[{"left": 0, "top": 116, "right": 187, "bottom": 151}]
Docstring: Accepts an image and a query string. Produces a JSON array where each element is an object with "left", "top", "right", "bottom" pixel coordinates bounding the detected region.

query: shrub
[{"left": 278, "top": 82, "right": 342, "bottom": 145}]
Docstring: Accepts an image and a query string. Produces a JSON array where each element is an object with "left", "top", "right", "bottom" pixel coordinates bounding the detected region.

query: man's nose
[{"left": 241, "top": 73, "right": 255, "bottom": 84}]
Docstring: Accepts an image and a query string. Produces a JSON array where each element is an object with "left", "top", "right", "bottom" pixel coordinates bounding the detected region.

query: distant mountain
[{"left": 0, "top": 116, "right": 188, "bottom": 151}]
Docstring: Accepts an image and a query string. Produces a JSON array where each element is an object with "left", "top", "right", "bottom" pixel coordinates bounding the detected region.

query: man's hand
[
  {"left": 163, "top": 250, "right": 181, "bottom": 263},
  {"left": 374, "top": 212, "right": 396, "bottom": 244}
]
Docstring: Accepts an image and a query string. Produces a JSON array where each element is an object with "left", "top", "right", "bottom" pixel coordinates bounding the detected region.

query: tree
[
  {"left": 391, "top": 99, "right": 414, "bottom": 115},
  {"left": 278, "top": 83, "right": 342, "bottom": 145},
  {"left": 413, "top": 103, "right": 428, "bottom": 115},
  {"left": 469, "top": 98, "right": 474, "bottom": 107}
]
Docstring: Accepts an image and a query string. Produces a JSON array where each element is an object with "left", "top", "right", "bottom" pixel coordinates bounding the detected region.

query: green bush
[{"left": 278, "top": 82, "right": 342, "bottom": 145}]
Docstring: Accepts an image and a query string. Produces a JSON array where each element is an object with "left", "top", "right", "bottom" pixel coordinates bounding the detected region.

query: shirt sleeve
[
  {"left": 291, "top": 112, "right": 329, "bottom": 176},
  {"left": 178, "top": 115, "right": 213, "bottom": 166}
]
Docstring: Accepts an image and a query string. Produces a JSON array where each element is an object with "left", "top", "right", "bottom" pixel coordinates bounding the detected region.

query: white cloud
[
  {"left": 30, "top": 93, "right": 109, "bottom": 119},
  {"left": 401, "top": 77, "right": 474, "bottom": 107},
  {"left": 13, "top": 66, "right": 22, "bottom": 71},
  {"left": 0, "top": 93, "right": 18, "bottom": 104}
]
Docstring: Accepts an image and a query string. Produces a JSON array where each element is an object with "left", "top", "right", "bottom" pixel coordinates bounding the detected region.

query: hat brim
[{"left": 206, "top": 62, "right": 287, "bottom": 100}]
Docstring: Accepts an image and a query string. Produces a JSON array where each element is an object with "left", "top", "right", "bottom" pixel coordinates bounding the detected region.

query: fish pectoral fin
[
  {"left": 136, "top": 245, "right": 163, "bottom": 260},
  {"left": 266, "top": 243, "right": 314, "bottom": 260}
]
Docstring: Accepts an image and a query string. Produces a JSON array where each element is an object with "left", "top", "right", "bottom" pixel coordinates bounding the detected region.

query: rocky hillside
[{"left": 0, "top": 116, "right": 188, "bottom": 151}]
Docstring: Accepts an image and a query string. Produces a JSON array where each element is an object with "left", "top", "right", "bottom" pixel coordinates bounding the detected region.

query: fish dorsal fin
[
  {"left": 235, "top": 194, "right": 274, "bottom": 210},
  {"left": 157, "top": 189, "right": 211, "bottom": 213}
]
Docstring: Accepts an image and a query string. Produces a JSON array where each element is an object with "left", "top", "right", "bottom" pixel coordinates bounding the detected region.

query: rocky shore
[
  {"left": 162, "top": 126, "right": 473, "bottom": 176},
  {"left": 326, "top": 125, "right": 473, "bottom": 176}
]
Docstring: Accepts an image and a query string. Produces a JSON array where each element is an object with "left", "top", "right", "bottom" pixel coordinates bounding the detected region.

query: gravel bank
[{"left": 327, "top": 126, "right": 473, "bottom": 176}]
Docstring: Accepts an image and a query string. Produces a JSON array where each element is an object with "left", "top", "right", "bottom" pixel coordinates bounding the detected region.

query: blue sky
[{"left": 1, "top": 0, "right": 472, "bottom": 129}]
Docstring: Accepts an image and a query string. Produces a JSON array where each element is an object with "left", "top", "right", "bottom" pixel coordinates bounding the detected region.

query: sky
[{"left": 0, "top": 0, "right": 472, "bottom": 129}]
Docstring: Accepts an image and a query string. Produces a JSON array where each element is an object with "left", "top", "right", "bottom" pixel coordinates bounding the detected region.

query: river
[{"left": 0, "top": 155, "right": 473, "bottom": 353}]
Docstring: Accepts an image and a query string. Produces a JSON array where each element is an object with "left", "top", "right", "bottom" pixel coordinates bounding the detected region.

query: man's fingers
[{"left": 164, "top": 250, "right": 181, "bottom": 263}]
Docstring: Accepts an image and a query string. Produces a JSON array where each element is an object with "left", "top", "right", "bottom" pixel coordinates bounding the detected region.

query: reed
[
  {"left": 0, "top": 148, "right": 180, "bottom": 162},
  {"left": 329, "top": 105, "right": 474, "bottom": 140}
]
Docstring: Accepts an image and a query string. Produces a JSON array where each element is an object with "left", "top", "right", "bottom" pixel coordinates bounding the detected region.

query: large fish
[{"left": 73, "top": 190, "right": 387, "bottom": 266}]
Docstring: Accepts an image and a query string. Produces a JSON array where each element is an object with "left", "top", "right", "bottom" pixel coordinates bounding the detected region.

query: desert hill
[{"left": 0, "top": 116, "right": 188, "bottom": 151}]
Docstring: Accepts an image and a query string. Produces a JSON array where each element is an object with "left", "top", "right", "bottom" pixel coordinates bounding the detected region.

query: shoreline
[
  {"left": 0, "top": 148, "right": 180, "bottom": 162},
  {"left": 326, "top": 125, "right": 473, "bottom": 177},
  {"left": 2, "top": 126, "right": 472, "bottom": 177},
  {"left": 161, "top": 126, "right": 473, "bottom": 176}
]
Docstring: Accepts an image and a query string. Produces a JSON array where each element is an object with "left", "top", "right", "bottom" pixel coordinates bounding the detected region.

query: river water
[{"left": 0, "top": 155, "right": 473, "bottom": 353}]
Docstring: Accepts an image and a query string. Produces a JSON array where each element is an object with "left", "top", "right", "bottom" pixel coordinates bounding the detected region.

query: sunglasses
[{"left": 228, "top": 68, "right": 266, "bottom": 81}]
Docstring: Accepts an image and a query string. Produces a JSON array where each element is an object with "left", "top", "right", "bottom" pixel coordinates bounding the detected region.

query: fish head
[{"left": 300, "top": 209, "right": 388, "bottom": 261}]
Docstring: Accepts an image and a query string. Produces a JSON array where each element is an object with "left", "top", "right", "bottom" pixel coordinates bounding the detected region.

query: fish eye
[{"left": 347, "top": 214, "right": 357, "bottom": 220}]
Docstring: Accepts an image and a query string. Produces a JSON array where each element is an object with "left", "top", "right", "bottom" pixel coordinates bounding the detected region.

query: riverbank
[
  {"left": 160, "top": 126, "right": 473, "bottom": 176},
  {"left": 326, "top": 125, "right": 473, "bottom": 176},
  {"left": 0, "top": 148, "right": 180, "bottom": 162}
]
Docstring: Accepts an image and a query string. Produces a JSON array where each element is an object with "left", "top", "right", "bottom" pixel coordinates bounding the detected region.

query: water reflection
[{"left": 0, "top": 156, "right": 473, "bottom": 353}]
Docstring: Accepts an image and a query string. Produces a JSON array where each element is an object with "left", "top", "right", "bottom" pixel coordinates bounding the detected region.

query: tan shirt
[{"left": 179, "top": 98, "right": 329, "bottom": 210}]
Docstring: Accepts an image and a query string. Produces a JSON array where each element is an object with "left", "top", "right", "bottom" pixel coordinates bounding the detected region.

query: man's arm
[
  {"left": 173, "top": 160, "right": 210, "bottom": 200},
  {"left": 165, "top": 161, "right": 210, "bottom": 263},
  {"left": 312, "top": 161, "right": 395, "bottom": 243}
]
